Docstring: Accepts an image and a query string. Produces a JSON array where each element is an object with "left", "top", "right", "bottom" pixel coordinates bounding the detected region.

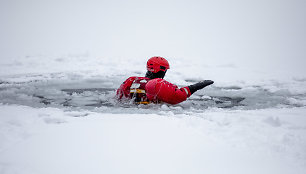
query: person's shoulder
[
  {"left": 153, "top": 78, "right": 171, "bottom": 83},
  {"left": 147, "top": 78, "right": 178, "bottom": 88},
  {"left": 146, "top": 78, "right": 168, "bottom": 86},
  {"left": 150, "top": 78, "right": 165, "bottom": 82}
]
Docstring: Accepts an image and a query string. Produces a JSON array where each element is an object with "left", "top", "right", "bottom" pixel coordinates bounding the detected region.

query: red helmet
[{"left": 146, "top": 56, "right": 170, "bottom": 73}]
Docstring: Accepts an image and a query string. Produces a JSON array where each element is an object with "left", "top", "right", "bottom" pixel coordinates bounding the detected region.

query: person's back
[{"left": 116, "top": 56, "right": 214, "bottom": 105}]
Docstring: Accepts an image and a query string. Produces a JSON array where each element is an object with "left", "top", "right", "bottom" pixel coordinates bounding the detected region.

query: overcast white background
[{"left": 1, "top": 0, "right": 305, "bottom": 76}]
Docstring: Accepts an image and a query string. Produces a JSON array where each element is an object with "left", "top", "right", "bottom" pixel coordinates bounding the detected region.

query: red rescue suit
[{"left": 116, "top": 76, "right": 191, "bottom": 105}]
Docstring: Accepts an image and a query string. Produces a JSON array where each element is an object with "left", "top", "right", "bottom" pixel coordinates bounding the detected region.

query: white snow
[
  {"left": 1, "top": 0, "right": 306, "bottom": 174},
  {"left": 0, "top": 105, "right": 306, "bottom": 174}
]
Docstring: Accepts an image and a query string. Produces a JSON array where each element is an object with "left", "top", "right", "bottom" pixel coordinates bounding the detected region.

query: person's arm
[
  {"left": 116, "top": 77, "right": 136, "bottom": 99},
  {"left": 188, "top": 80, "right": 214, "bottom": 94},
  {"left": 146, "top": 79, "right": 214, "bottom": 104},
  {"left": 145, "top": 78, "right": 190, "bottom": 104}
]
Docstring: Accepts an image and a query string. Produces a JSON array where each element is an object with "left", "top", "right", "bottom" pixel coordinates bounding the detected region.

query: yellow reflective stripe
[
  {"left": 130, "top": 88, "right": 146, "bottom": 93},
  {"left": 137, "top": 101, "right": 150, "bottom": 104}
]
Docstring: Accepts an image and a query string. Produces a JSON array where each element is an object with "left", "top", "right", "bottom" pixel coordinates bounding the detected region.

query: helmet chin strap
[{"left": 145, "top": 70, "right": 166, "bottom": 79}]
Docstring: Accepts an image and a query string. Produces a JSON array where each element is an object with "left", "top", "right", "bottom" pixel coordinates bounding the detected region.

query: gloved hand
[{"left": 188, "top": 80, "right": 214, "bottom": 95}]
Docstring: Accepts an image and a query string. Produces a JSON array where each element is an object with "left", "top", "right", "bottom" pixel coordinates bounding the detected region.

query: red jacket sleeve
[
  {"left": 116, "top": 76, "right": 136, "bottom": 99},
  {"left": 145, "top": 78, "right": 191, "bottom": 105}
]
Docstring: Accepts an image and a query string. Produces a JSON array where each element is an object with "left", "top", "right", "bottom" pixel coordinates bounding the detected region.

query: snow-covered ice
[
  {"left": 1, "top": 55, "right": 306, "bottom": 174},
  {"left": 0, "top": 105, "right": 306, "bottom": 174}
]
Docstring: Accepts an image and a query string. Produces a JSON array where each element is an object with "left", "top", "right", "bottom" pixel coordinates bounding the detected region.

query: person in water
[{"left": 116, "top": 56, "right": 214, "bottom": 105}]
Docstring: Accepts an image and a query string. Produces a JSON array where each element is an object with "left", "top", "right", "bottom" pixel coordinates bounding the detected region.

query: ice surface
[
  {"left": 0, "top": 55, "right": 306, "bottom": 174},
  {"left": 0, "top": 105, "right": 306, "bottom": 174}
]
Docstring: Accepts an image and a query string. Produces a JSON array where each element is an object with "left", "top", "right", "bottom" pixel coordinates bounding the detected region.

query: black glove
[{"left": 188, "top": 80, "right": 214, "bottom": 95}]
